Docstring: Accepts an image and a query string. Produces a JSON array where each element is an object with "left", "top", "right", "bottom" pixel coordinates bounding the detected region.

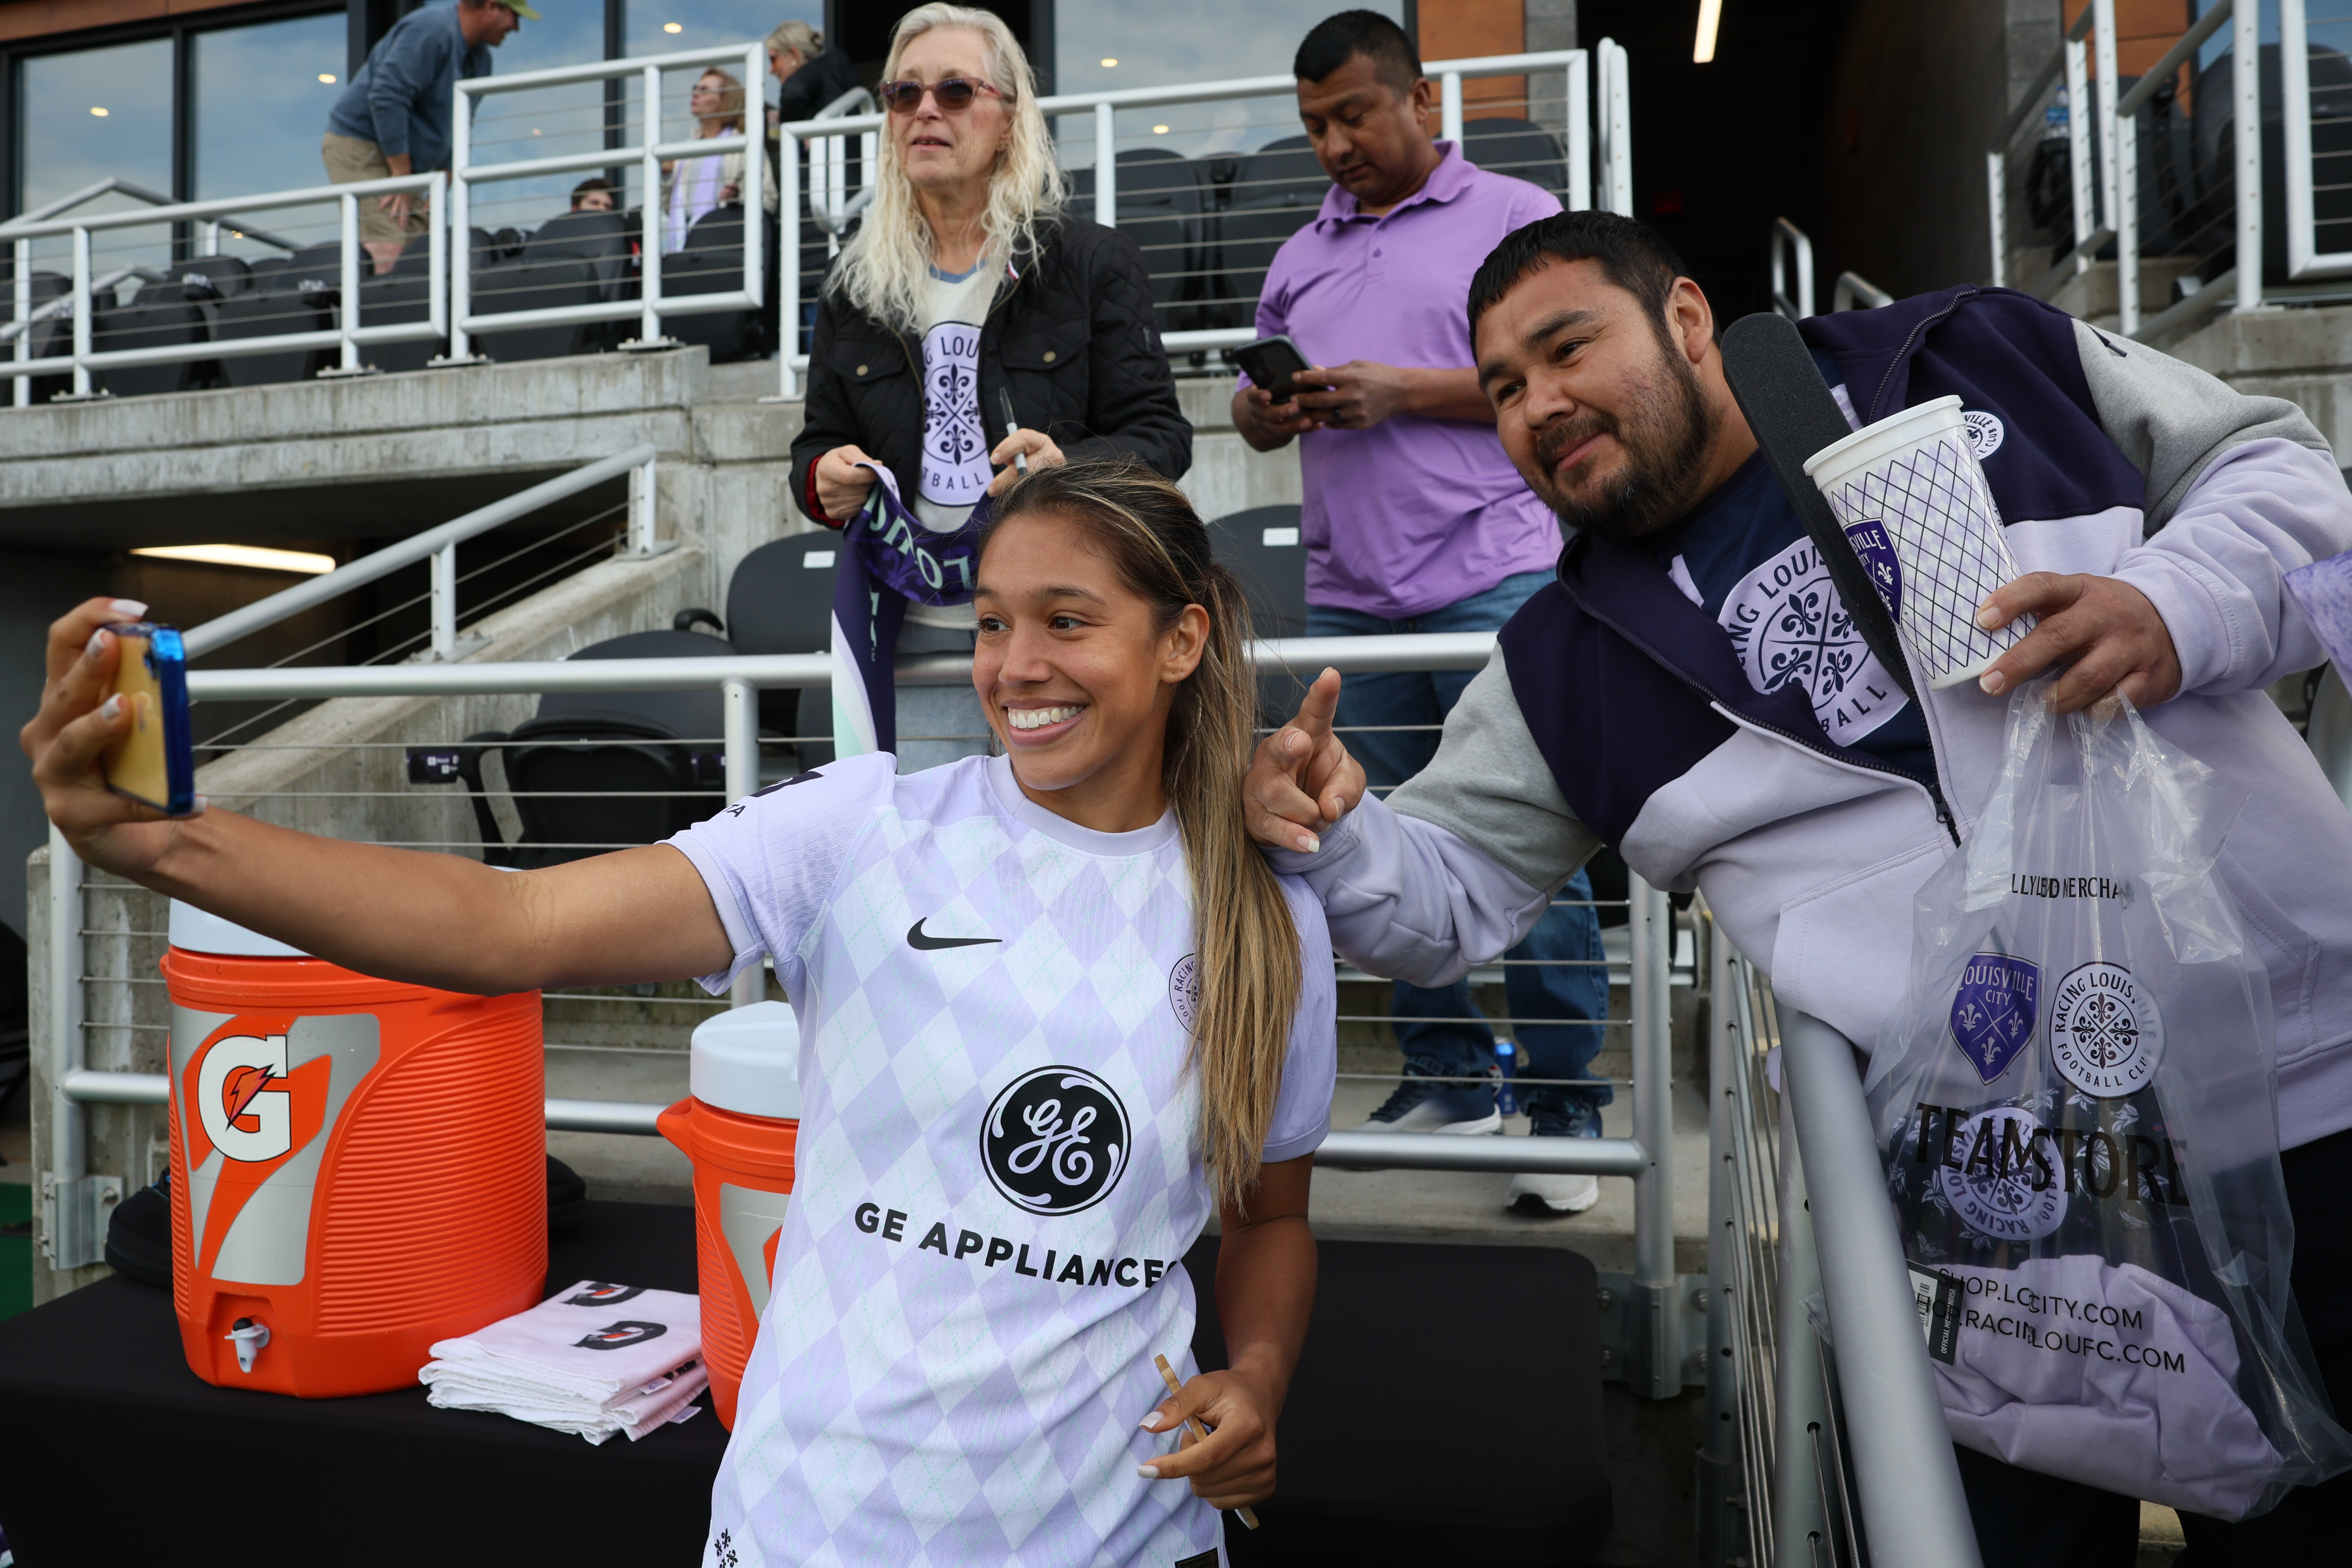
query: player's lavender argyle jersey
[{"left": 668, "top": 754, "right": 1337, "bottom": 1568}]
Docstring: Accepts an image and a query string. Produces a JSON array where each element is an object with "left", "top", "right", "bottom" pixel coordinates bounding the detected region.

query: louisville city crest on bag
[{"left": 1862, "top": 677, "right": 2352, "bottom": 1520}]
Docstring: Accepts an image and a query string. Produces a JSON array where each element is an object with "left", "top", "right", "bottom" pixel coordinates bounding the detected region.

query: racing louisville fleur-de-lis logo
[
  {"left": 1949, "top": 954, "right": 2039, "bottom": 1084},
  {"left": 2049, "top": 961, "right": 2162, "bottom": 1098},
  {"left": 980, "top": 1066, "right": 1131, "bottom": 1217}
]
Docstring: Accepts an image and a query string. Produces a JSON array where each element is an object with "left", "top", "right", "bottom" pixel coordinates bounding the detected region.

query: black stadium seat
[
  {"left": 167, "top": 255, "right": 252, "bottom": 299},
  {"left": 452, "top": 629, "right": 738, "bottom": 868},
  {"left": 213, "top": 270, "right": 331, "bottom": 388},
  {"left": 1069, "top": 149, "right": 1214, "bottom": 333},
  {"left": 1206, "top": 504, "right": 1309, "bottom": 723},
  {"left": 689, "top": 531, "right": 844, "bottom": 769},
  {"left": 1462, "top": 117, "right": 1568, "bottom": 197},
  {"left": 356, "top": 271, "right": 441, "bottom": 373},
  {"left": 91, "top": 279, "right": 211, "bottom": 398},
  {"left": 1212, "top": 136, "right": 1330, "bottom": 328},
  {"left": 663, "top": 204, "right": 764, "bottom": 362},
  {"left": 525, "top": 210, "right": 634, "bottom": 302},
  {"left": 471, "top": 257, "right": 600, "bottom": 363}
]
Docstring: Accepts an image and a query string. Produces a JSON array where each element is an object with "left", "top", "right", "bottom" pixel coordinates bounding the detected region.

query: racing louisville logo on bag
[{"left": 2048, "top": 961, "right": 2163, "bottom": 1097}]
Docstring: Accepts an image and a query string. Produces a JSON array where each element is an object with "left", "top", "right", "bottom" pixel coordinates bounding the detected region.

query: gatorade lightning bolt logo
[{"left": 184, "top": 1024, "right": 332, "bottom": 1169}]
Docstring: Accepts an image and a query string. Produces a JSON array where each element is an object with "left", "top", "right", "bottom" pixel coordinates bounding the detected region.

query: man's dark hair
[
  {"left": 1466, "top": 211, "right": 1689, "bottom": 342},
  {"left": 571, "top": 176, "right": 614, "bottom": 207},
  {"left": 1294, "top": 10, "right": 1421, "bottom": 95}
]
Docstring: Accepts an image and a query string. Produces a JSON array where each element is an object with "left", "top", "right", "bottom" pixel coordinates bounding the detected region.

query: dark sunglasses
[{"left": 879, "top": 76, "right": 1008, "bottom": 114}]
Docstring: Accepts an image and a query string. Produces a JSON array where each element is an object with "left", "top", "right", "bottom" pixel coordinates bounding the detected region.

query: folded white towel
[{"left": 420, "top": 1280, "right": 707, "bottom": 1444}]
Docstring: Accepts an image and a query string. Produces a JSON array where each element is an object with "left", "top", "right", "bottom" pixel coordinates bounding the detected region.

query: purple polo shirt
[{"left": 1254, "top": 141, "right": 1564, "bottom": 619}]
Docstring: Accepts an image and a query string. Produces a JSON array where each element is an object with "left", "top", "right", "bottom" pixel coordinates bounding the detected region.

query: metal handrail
[
  {"left": 449, "top": 41, "right": 769, "bottom": 359},
  {"left": 1779, "top": 1009, "right": 1982, "bottom": 1568},
  {"left": 1831, "top": 271, "right": 1892, "bottom": 310},
  {"left": 0, "top": 175, "right": 299, "bottom": 251},
  {"left": 1771, "top": 218, "right": 1814, "bottom": 320},
  {"left": 180, "top": 442, "right": 661, "bottom": 661}
]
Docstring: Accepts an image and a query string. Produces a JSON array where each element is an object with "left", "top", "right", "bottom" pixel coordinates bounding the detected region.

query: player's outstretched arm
[
  {"left": 1244, "top": 668, "right": 1364, "bottom": 853},
  {"left": 24, "top": 598, "right": 735, "bottom": 995},
  {"left": 1137, "top": 1154, "right": 1315, "bottom": 1510}
]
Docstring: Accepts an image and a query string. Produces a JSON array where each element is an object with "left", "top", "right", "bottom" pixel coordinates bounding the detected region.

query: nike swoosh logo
[{"left": 907, "top": 918, "right": 1002, "bottom": 951}]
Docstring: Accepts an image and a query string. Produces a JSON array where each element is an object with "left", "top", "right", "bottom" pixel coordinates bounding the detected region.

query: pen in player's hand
[{"left": 997, "top": 388, "right": 1029, "bottom": 477}]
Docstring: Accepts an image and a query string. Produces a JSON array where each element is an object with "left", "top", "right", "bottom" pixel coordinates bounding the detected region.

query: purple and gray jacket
[{"left": 1271, "top": 286, "right": 2352, "bottom": 1150}]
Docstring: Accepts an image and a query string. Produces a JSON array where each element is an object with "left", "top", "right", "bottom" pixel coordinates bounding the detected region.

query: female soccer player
[{"left": 24, "top": 457, "right": 1334, "bottom": 1568}]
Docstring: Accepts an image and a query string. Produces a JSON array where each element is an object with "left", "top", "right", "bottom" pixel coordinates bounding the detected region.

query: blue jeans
[{"left": 1307, "top": 571, "right": 1612, "bottom": 1127}]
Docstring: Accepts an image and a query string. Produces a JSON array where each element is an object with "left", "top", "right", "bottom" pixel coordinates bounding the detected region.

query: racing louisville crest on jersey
[
  {"left": 565, "top": 1283, "right": 647, "bottom": 1306},
  {"left": 981, "top": 1065, "right": 1131, "bottom": 1217},
  {"left": 2049, "top": 961, "right": 2162, "bottom": 1097},
  {"left": 575, "top": 1320, "right": 668, "bottom": 1350},
  {"left": 1840, "top": 518, "right": 1903, "bottom": 617},
  {"left": 1168, "top": 953, "right": 1199, "bottom": 1031},
  {"left": 1962, "top": 409, "right": 2005, "bottom": 460},
  {"left": 1950, "top": 954, "right": 2039, "bottom": 1083}
]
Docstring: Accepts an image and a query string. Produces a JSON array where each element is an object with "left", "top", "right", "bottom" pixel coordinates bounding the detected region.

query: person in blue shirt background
[{"left": 324, "top": 0, "right": 534, "bottom": 274}]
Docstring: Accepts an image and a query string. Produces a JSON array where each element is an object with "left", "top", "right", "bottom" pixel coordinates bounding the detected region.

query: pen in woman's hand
[{"left": 997, "top": 388, "right": 1029, "bottom": 477}]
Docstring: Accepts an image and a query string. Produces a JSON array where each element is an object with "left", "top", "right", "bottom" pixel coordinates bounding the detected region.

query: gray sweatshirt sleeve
[
  {"left": 1266, "top": 651, "right": 1601, "bottom": 984},
  {"left": 2077, "top": 322, "right": 2352, "bottom": 694}
]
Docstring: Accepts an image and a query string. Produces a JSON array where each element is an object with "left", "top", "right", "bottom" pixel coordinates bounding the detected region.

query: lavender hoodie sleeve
[
  {"left": 1266, "top": 652, "right": 1600, "bottom": 984},
  {"left": 2075, "top": 322, "right": 2352, "bottom": 695}
]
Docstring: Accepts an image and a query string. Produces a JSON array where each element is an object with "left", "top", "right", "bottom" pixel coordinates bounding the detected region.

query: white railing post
[
  {"left": 1095, "top": 102, "right": 1117, "bottom": 228},
  {"left": 629, "top": 453, "right": 659, "bottom": 553},
  {"left": 2092, "top": 0, "right": 2120, "bottom": 247},
  {"left": 1600, "top": 39, "right": 1633, "bottom": 216},
  {"left": 41, "top": 822, "right": 114, "bottom": 1272},
  {"left": 70, "top": 225, "right": 93, "bottom": 398},
  {"left": 1986, "top": 149, "right": 2008, "bottom": 288},
  {"left": 1628, "top": 873, "right": 1679, "bottom": 1398},
  {"left": 1441, "top": 70, "right": 1464, "bottom": 145},
  {"left": 640, "top": 62, "right": 666, "bottom": 347},
  {"left": 2286, "top": 0, "right": 2317, "bottom": 279},
  {"left": 741, "top": 41, "right": 765, "bottom": 314},
  {"left": 1770, "top": 1088, "right": 1832, "bottom": 1564},
  {"left": 339, "top": 189, "right": 364, "bottom": 373},
  {"left": 1567, "top": 53, "right": 1592, "bottom": 212},
  {"left": 13, "top": 237, "right": 29, "bottom": 408},
  {"left": 2064, "top": 36, "right": 2095, "bottom": 275},
  {"left": 723, "top": 676, "right": 762, "bottom": 1007},
  {"left": 430, "top": 542, "right": 458, "bottom": 660},
  {"left": 1697, "top": 910, "right": 1743, "bottom": 1565},
  {"left": 428, "top": 171, "right": 449, "bottom": 339},
  {"left": 1770, "top": 217, "right": 1813, "bottom": 320},
  {"left": 777, "top": 130, "right": 802, "bottom": 399},
  {"left": 450, "top": 80, "right": 476, "bottom": 363},
  {"left": 2238, "top": 0, "right": 2265, "bottom": 310}
]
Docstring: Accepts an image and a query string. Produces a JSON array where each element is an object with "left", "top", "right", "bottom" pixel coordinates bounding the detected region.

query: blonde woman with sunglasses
[
  {"left": 794, "top": 4, "right": 1190, "bottom": 773},
  {"left": 660, "top": 67, "right": 776, "bottom": 252}
]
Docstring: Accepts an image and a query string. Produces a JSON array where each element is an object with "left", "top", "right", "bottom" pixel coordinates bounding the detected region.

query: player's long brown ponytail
[{"left": 983, "top": 459, "right": 1302, "bottom": 1211}]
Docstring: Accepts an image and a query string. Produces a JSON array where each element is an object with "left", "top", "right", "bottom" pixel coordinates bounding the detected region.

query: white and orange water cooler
[
  {"left": 161, "top": 902, "right": 547, "bottom": 1397},
  {"left": 658, "top": 1000, "right": 800, "bottom": 1428}
]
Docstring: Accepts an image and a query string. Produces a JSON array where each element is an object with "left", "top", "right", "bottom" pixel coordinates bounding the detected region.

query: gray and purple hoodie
[{"left": 1273, "top": 286, "right": 2352, "bottom": 1150}]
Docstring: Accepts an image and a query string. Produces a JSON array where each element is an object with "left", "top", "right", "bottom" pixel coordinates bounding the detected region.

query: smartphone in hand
[
  {"left": 101, "top": 622, "right": 196, "bottom": 817},
  {"left": 1230, "top": 335, "right": 1312, "bottom": 404}
]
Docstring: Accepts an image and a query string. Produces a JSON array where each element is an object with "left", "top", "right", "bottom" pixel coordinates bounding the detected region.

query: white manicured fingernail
[
  {"left": 1975, "top": 605, "right": 2002, "bottom": 629},
  {"left": 109, "top": 599, "right": 147, "bottom": 618},
  {"left": 1139, "top": 1413, "right": 1162, "bottom": 1429},
  {"left": 98, "top": 694, "right": 123, "bottom": 720},
  {"left": 1136, "top": 1465, "right": 1161, "bottom": 1480},
  {"left": 1979, "top": 671, "right": 2007, "bottom": 695},
  {"left": 191, "top": 795, "right": 208, "bottom": 817},
  {"left": 86, "top": 630, "right": 108, "bottom": 659},
  {"left": 1298, "top": 833, "right": 1320, "bottom": 854}
]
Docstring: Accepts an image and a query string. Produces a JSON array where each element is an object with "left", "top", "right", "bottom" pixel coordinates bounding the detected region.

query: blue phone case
[{"left": 105, "top": 622, "right": 196, "bottom": 817}]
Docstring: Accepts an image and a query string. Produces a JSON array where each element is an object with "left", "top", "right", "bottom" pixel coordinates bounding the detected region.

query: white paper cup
[{"left": 1803, "top": 394, "right": 2034, "bottom": 690}]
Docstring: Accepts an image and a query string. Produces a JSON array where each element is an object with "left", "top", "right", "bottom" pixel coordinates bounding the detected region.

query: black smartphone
[
  {"left": 101, "top": 621, "right": 196, "bottom": 817},
  {"left": 1229, "top": 335, "right": 1312, "bottom": 403}
]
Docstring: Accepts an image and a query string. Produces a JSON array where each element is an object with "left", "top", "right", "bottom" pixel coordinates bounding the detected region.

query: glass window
[
  {"left": 189, "top": 13, "right": 349, "bottom": 263},
  {"left": 1051, "top": 0, "right": 1404, "bottom": 165},
  {"left": 463, "top": 2, "right": 614, "bottom": 237},
  {"left": 624, "top": 0, "right": 816, "bottom": 68},
  {"left": 16, "top": 38, "right": 176, "bottom": 279}
]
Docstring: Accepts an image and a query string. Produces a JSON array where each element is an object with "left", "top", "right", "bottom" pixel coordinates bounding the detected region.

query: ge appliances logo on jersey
[
  {"left": 981, "top": 1066, "right": 1131, "bottom": 1216},
  {"left": 194, "top": 1033, "right": 298, "bottom": 1162}
]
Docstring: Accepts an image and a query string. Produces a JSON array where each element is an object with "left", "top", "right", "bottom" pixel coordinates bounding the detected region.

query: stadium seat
[
  {"left": 663, "top": 204, "right": 764, "bottom": 362},
  {"left": 1068, "top": 150, "right": 1214, "bottom": 333},
  {"left": 1462, "top": 117, "right": 1568, "bottom": 197},
  {"left": 525, "top": 210, "right": 635, "bottom": 302},
  {"left": 213, "top": 271, "right": 331, "bottom": 388},
  {"left": 5, "top": 271, "right": 72, "bottom": 403},
  {"left": 687, "top": 531, "right": 845, "bottom": 769},
  {"left": 1211, "top": 136, "right": 1330, "bottom": 328},
  {"left": 452, "top": 629, "right": 740, "bottom": 868},
  {"left": 355, "top": 271, "right": 441, "bottom": 373},
  {"left": 471, "top": 258, "right": 601, "bottom": 363},
  {"left": 91, "top": 279, "right": 211, "bottom": 398},
  {"left": 1206, "top": 504, "right": 1309, "bottom": 723},
  {"left": 166, "top": 255, "right": 252, "bottom": 299}
]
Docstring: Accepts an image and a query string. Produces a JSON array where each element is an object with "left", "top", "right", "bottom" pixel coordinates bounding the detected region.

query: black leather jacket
[{"left": 790, "top": 216, "right": 1191, "bottom": 525}]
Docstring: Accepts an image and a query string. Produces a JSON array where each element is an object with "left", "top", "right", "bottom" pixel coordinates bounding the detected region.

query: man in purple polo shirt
[{"left": 1233, "top": 10, "right": 1608, "bottom": 1213}]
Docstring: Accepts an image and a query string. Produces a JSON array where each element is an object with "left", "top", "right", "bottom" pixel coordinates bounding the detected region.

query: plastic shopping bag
[{"left": 1861, "top": 678, "right": 2352, "bottom": 1520}]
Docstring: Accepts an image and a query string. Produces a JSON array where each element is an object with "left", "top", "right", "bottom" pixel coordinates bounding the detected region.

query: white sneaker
[{"left": 1507, "top": 1171, "right": 1600, "bottom": 1216}]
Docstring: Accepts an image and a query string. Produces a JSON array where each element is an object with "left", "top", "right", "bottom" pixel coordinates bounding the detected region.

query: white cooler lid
[
  {"left": 690, "top": 1000, "right": 802, "bottom": 1119},
  {"left": 168, "top": 900, "right": 309, "bottom": 958}
]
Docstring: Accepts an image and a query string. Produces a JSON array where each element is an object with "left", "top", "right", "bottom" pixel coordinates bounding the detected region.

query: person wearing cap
[{"left": 324, "top": 0, "right": 535, "bottom": 275}]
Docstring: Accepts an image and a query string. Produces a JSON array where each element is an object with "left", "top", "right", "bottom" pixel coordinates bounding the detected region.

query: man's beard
[{"left": 1532, "top": 341, "right": 1717, "bottom": 541}]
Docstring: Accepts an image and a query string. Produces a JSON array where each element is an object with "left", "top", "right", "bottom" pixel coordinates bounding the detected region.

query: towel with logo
[{"left": 419, "top": 1279, "right": 707, "bottom": 1444}]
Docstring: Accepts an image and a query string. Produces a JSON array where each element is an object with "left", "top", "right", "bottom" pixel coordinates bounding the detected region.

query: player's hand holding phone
[{"left": 22, "top": 597, "right": 204, "bottom": 880}]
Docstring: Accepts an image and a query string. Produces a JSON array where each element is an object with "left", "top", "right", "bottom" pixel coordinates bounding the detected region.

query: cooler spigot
[{"left": 225, "top": 1316, "right": 271, "bottom": 1374}]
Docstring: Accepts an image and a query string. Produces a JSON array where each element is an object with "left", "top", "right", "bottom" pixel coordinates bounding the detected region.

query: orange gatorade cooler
[
  {"left": 160, "top": 901, "right": 547, "bottom": 1397},
  {"left": 658, "top": 1000, "right": 800, "bottom": 1428}
]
